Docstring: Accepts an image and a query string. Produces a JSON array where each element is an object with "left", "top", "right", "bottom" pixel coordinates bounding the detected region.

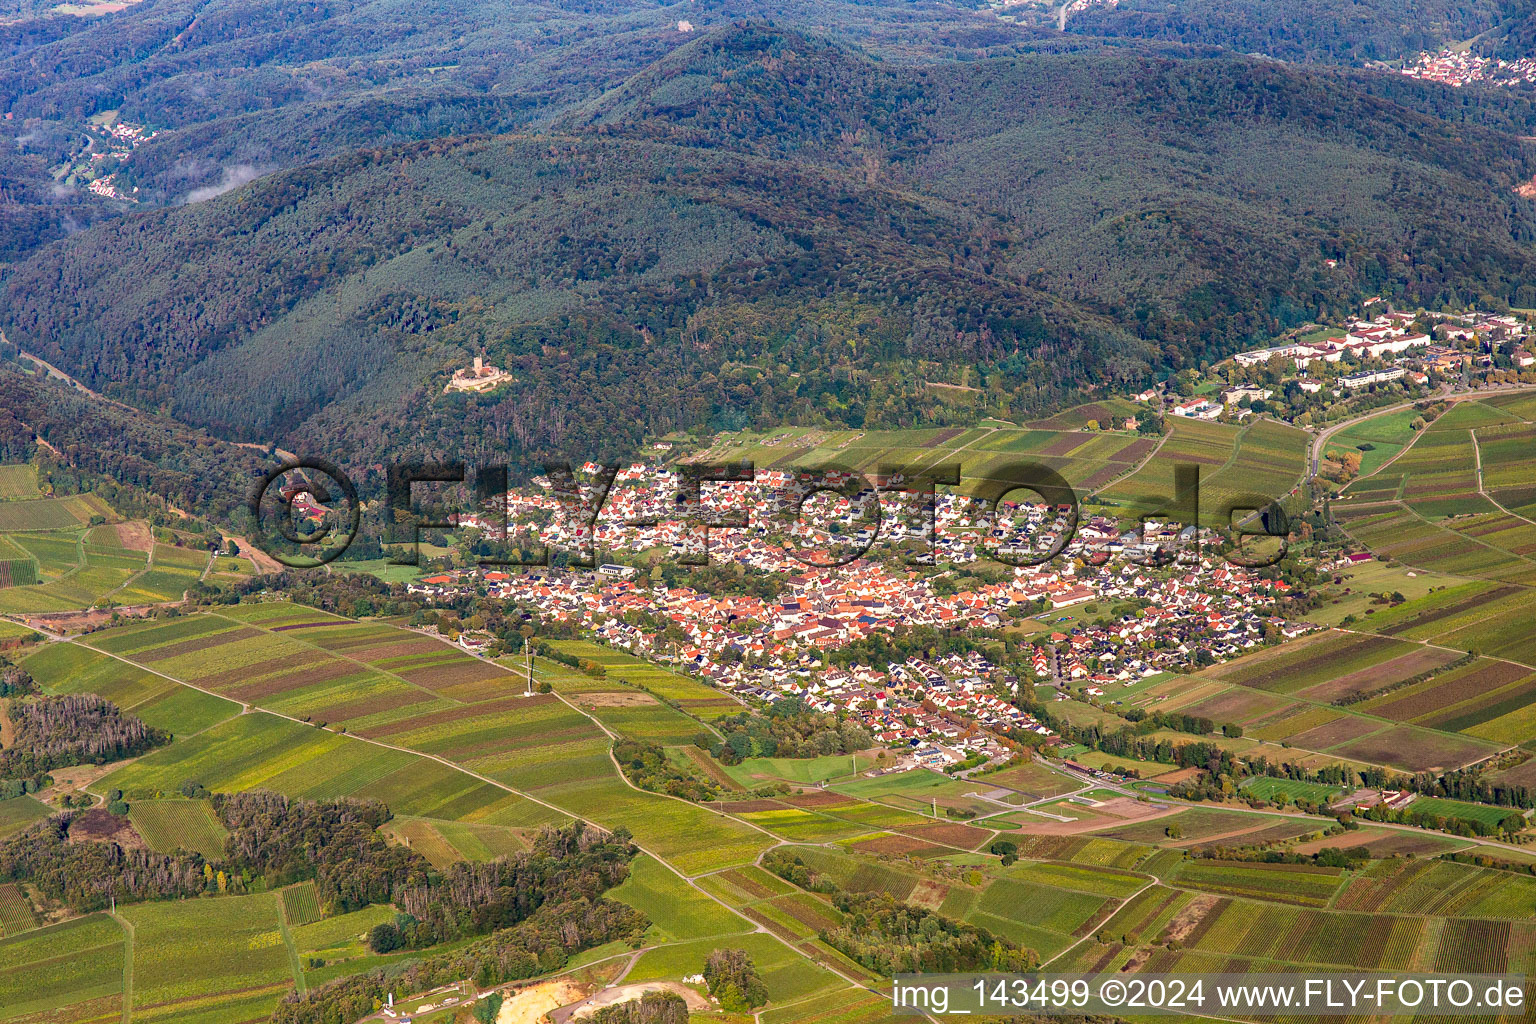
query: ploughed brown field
[
  {"left": 1333, "top": 725, "right": 1498, "bottom": 773},
  {"left": 1364, "top": 660, "right": 1532, "bottom": 722},
  {"left": 1295, "top": 647, "right": 1462, "bottom": 703}
]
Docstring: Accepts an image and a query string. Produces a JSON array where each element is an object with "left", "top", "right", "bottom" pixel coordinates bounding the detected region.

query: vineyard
[{"left": 3, "top": 599, "right": 1535, "bottom": 1024}]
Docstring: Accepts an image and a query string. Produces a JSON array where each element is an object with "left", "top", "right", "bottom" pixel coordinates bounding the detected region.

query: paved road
[{"left": 1307, "top": 382, "right": 1536, "bottom": 480}]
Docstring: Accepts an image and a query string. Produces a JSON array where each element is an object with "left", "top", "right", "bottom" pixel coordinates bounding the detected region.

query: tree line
[
  {"left": 703, "top": 699, "right": 872, "bottom": 765},
  {"left": 0, "top": 695, "right": 169, "bottom": 779}
]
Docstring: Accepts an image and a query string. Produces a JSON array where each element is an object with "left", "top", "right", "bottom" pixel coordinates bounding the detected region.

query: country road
[{"left": 1306, "top": 381, "right": 1536, "bottom": 480}]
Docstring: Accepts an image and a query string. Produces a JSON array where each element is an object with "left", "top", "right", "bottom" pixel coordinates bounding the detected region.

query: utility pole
[{"left": 525, "top": 637, "right": 534, "bottom": 695}]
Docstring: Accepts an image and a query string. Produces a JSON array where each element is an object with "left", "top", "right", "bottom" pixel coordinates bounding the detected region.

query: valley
[{"left": 3, "top": 2, "right": 1536, "bottom": 1024}]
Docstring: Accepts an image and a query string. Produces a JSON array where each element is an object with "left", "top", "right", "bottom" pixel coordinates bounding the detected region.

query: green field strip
[
  {"left": 80, "top": 615, "right": 776, "bottom": 878},
  {"left": 276, "top": 899, "right": 308, "bottom": 997},
  {"left": 115, "top": 912, "right": 133, "bottom": 1024}
]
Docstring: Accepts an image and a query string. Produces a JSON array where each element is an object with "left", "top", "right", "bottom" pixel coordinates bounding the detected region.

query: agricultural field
[
  {"left": 121, "top": 891, "right": 298, "bottom": 1023},
  {"left": 1325, "top": 406, "right": 1428, "bottom": 476},
  {"left": 1339, "top": 505, "right": 1536, "bottom": 584},
  {"left": 968, "top": 876, "right": 1109, "bottom": 954},
  {"left": 23, "top": 641, "right": 240, "bottom": 735},
  {"left": 626, "top": 930, "right": 845, "bottom": 1006},
  {"left": 388, "top": 817, "right": 531, "bottom": 864},
  {"left": 777, "top": 844, "right": 1111, "bottom": 960},
  {"left": 1290, "top": 826, "right": 1468, "bottom": 858},
  {"left": 291, "top": 904, "right": 399, "bottom": 987},
  {"left": 830, "top": 766, "right": 999, "bottom": 819},
  {"left": 128, "top": 799, "right": 229, "bottom": 858},
  {"left": 0, "top": 794, "right": 50, "bottom": 839},
  {"left": 279, "top": 881, "right": 322, "bottom": 928},
  {"left": 1355, "top": 659, "right": 1536, "bottom": 743},
  {"left": 205, "top": 553, "right": 259, "bottom": 583},
  {"left": 1332, "top": 604, "right": 1536, "bottom": 736},
  {"left": 1002, "top": 835, "right": 1155, "bottom": 870},
  {"left": 733, "top": 805, "right": 870, "bottom": 844},
  {"left": 73, "top": 613, "right": 462, "bottom": 728},
  {"left": 1004, "top": 860, "right": 1145, "bottom": 898},
  {"left": 1170, "top": 859, "right": 1345, "bottom": 906},
  {"left": 1191, "top": 628, "right": 1515, "bottom": 767},
  {"left": 974, "top": 761, "right": 1081, "bottom": 801},
  {"left": 0, "top": 495, "right": 100, "bottom": 532},
  {"left": 1170, "top": 897, "right": 1429, "bottom": 970},
  {"left": 696, "top": 421, "right": 1159, "bottom": 498},
  {"left": 0, "top": 914, "right": 125, "bottom": 1022},
  {"left": 569, "top": 690, "right": 711, "bottom": 745},
  {"left": 1097, "top": 416, "right": 1307, "bottom": 521},
  {"left": 1089, "top": 807, "right": 1280, "bottom": 844},
  {"left": 610, "top": 854, "right": 750, "bottom": 943},
  {"left": 1332, "top": 398, "right": 1536, "bottom": 583},
  {"left": 1334, "top": 858, "right": 1536, "bottom": 918},
  {"left": 111, "top": 552, "right": 203, "bottom": 604},
  {"left": 0, "top": 883, "right": 36, "bottom": 937},
  {"left": 99, "top": 710, "right": 419, "bottom": 801},
  {"left": 1304, "top": 560, "right": 1451, "bottom": 626},
  {"left": 726, "top": 753, "right": 878, "bottom": 788},
  {"left": 0, "top": 464, "right": 42, "bottom": 500},
  {"left": 1237, "top": 776, "right": 1344, "bottom": 803},
  {"left": 72, "top": 609, "right": 777, "bottom": 875},
  {"left": 7, "top": 593, "right": 1531, "bottom": 1020},
  {"left": 760, "top": 987, "right": 896, "bottom": 1024},
  {"left": 0, "top": 527, "right": 150, "bottom": 613},
  {"left": 548, "top": 639, "right": 744, "bottom": 718},
  {"left": 1199, "top": 630, "right": 1425, "bottom": 695},
  {"left": 1406, "top": 796, "right": 1525, "bottom": 828}
]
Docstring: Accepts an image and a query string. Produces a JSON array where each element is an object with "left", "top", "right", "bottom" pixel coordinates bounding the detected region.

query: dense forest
[
  {"left": 590, "top": 993, "right": 690, "bottom": 1024},
  {"left": 829, "top": 888, "right": 1036, "bottom": 973},
  {"left": 216, "top": 794, "right": 635, "bottom": 944},
  {"left": 214, "top": 791, "right": 431, "bottom": 913},
  {"left": 0, "top": 662, "right": 36, "bottom": 697},
  {"left": 707, "top": 701, "right": 872, "bottom": 764},
  {"left": 702, "top": 949, "right": 768, "bottom": 1012},
  {"left": 273, "top": 895, "right": 647, "bottom": 1024},
  {"left": 614, "top": 740, "right": 723, "bottom": 803},
  {"left": 0, "top": 815, "right": 212, "bottom": 910},
  {"left": 7, "top": 23, "right": 1536, "bottom": 490},
  {"left": 0, "top": 695, "right": 170, "bottom": 778},
  {"left": 0, "top": 367, "right": 270, "bottom": 525},
  {"left": 0, "top": 0, "right": 1053, "bottom": 262},
  {"left": 1065, "top": 0, "right": 1532, "bottom": 64},
  {"left": 0, "top": 787, "right": 638, "bottom": 928},
  {"left": 387, "top": 820, "right": 636, "bottom": 947}
]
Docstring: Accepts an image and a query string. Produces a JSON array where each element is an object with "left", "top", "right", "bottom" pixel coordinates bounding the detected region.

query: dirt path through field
[
  {"left": 224, "top": 535, "right": 283, "bottom": 574},
  {"left": 113, "top": 911, "right": 135, "bottom": 1024}
]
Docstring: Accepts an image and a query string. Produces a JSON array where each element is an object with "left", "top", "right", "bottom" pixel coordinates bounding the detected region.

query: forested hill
[
  {"left": 0, "top": 0, "right": 1054, "bottom": 261},
  {"left": 1063, "top": 0, "right": 1536, "bottom": 65},
  {"left": 0, "top": 127, "right": 1151, "bottom": 478},
  {"left": 568, "top": 27, "right": 1536, "bottom": 347},
  {"left": 5, "top": 25, "right": 1536, "bottom": 482}
]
